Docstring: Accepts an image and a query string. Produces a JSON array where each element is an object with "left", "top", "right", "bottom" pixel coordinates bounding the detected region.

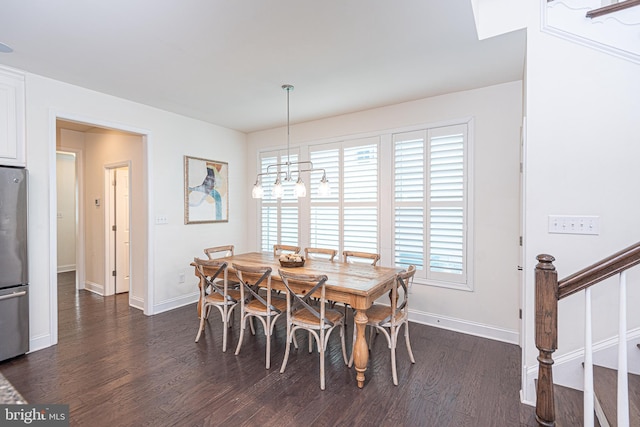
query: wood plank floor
[{"left": 0, "top": 272, "right": 539, "bottom": 426}]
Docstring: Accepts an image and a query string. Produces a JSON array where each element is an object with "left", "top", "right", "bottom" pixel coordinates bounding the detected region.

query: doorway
[{"left": 106, "top": 164, "right": 131, "bottom": 295}]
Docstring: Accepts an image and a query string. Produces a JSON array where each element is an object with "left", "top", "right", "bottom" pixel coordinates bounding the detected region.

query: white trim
[
  {"left": 57, "top": 145, "right": 85, "bottom": 293},
  {"left": 28, "top": 333, "right": 53, "bottom": 354},
  {"left": 408, "top": 308, "right": 519, "bottom": 345},
  {"left": 129, "top": 295, "right": 144, "bottom": 311},
  {"left": 49, "top": 110, "right": 154, "bottom": 351},
  {"left": 103, "top": 161, "right": 132, "bottom": 297},
  {"left": 56, "top": 264, "right": 76, "bottom": 273},
  {"left": 542, "top": 0, "right": 640, "bottom": 64},
  {"left": 153, "top": 292, "right": 199, "bottom": 315},
  {"left": 84, "top": 281, "right": 104, "bottom": 295}
]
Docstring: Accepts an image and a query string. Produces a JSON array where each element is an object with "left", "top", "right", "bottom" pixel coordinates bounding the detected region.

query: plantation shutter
[
  {"left": 258, "top": 150, "right": 299, "bottom": 251},
  {"left": 393, "top": 124, "right": 467, "bottom": 285}
]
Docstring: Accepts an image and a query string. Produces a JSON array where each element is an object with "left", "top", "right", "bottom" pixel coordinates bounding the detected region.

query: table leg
[{"left": 353, "top": 310, "right": 369, "bottom": 388}]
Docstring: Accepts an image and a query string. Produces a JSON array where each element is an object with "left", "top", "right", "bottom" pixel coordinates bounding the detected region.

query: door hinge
[
  {"left": 112, "top": 270, "right": 116, "bottom": 277},
  {"left": 519, "top": 236, "right": 523, "bottom": 246},
  {"left": 519, "top": 309, "right": 522, "bottom": 319},
  {"left": 112, "top": 225, "right": 117, "bottom": 231}
]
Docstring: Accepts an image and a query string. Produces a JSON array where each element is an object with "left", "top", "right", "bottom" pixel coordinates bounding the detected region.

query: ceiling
[{"left": 0, "top": 1, "right": 525, "bottom": 134}]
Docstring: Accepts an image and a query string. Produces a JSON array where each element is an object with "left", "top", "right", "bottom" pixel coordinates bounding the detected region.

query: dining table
[{"left": 194, "top": 251, "right": 401, "bottom": 388}]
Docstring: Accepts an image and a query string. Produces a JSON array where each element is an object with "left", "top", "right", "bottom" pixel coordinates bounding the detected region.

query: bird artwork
[{"left": 186, "top": 157, "right": 228, "bottom": 223}]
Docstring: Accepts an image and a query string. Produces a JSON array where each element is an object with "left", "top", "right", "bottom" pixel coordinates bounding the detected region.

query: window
[
  {"left": 309, "top": 138, "right": 378, "bottom": 254},
  {"left": 393, "top": 124, "right": 468, "bottom": 287},
  {"left": 258, "top": 150, "right": 299, "bottom": 252},
  {"left": 255, "top": 121, "right": 471, "bottom": 290}
]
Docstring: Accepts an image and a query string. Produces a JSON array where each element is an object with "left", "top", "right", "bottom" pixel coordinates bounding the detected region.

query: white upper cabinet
[{"left": 0, "top": 67, "right": 26, "bottom": 167}]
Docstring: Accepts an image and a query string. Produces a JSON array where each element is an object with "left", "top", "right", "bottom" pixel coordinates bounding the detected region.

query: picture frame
[{"left": 184, "top": 155, "right": 229, "bottom": 224}]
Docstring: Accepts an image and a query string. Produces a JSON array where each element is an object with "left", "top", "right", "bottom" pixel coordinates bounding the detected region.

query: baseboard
[
  {"left": 525, "top": 327, "right": 640, "bottom": 397},
  {"left": 84, "top": 281, "right": 104, "bottom": 295},
  {"left": 408, "top": 309, "right": 519, "bottom": 345},
  {"left": 57, "top": 265, "right": 76, "bottom": 273},
  {"left": 153, "top": 292, "right": 199, "bottom": 315},
  {"left": 129, "top": 295, "right": 144, "bottom": 311},
  {"left": 28, "top": 333, "right": 53, "bottom": 353}
]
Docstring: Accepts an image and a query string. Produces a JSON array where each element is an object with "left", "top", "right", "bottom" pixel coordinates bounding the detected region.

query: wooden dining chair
[
  {"left": 304, "top": 247, "right": 337, "bottom": 261},
  {"left": 348, "top": 265, "right": 416, "bottom": 385},
  {"left": 233, "top": 263, "right": 287, "bottom": 369},
  {"left": 278, "top": 269, "right": 348, "bottom": 390},
  {"left": 343, "top": 250, "right": 380, "bottom": 266},
  {"left": 273, "top": 244, "right": 301, "bottom": 256},
  {"left": 339, "top": 250, "right": 381, "bottom": 320},
  {"left": 204, "top": 244, "right": 234, "bottom": 259},
  {"left": 193, "top": 257, "right": 240, "bottom": 352}
]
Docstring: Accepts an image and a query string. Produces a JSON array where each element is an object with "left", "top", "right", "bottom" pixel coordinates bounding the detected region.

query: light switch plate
[{"left": 548, "top": 215, "right": 600, "bottom": 235}]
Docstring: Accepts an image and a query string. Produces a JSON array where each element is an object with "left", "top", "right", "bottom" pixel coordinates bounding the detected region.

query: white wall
[
  {"left": 521, "top": 0, "right": 640, "bottom": 403},
  {"left": 55, "top": 152, "right": 76, "bottom": 272},
  {"left": 24, "top": 72, "right": 248, "bottom": 351},
  {"left": 247, "top": 81, "right": 523, "bottom": 342}
]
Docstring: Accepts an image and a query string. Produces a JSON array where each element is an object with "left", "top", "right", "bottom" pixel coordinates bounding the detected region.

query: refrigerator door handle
[{"left": 0, "top": 291, "right": 27, "bottom": 301}]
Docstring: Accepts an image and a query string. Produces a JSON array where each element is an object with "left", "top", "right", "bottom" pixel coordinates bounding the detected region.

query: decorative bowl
[{"left": 279, "top": 258, "right": 305, "bottom": 268}]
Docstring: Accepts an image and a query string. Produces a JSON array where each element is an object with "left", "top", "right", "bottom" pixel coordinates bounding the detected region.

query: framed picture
[{"left": 184, "top": 155, "right": 229, "bottom": 224}]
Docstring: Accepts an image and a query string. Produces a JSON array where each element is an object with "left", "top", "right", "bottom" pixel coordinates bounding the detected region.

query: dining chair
[
  {"left": 304, "top": 247, "right": 337, "bottom": 261},
  {"left": 348, "top": 265, "right": 416, "bottom": 385},
  {"left": 233, "top": 263, "right": 287, "bottom": 369},
  {"left": 278, "top": 269, "right": 348, "bottom": 390},
  {"left": 204, "top": 244, "right": 234, "bottom": 259},
  {"left": 193, "top": 257, "right": 240, "bottom": 352},
  {"left": 273, "top": 244, "right": 301, "bottom": 256},
  {"left": 343, "top": 250, "right": 381, "bottom": 266}
]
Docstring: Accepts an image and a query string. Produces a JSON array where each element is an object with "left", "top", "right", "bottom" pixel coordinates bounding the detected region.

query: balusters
[
  {"left": 618, "top": 270, "right": 629, "bottom": 427},
  {"left": 584, "top": 287, "right": 594, "bottom": 427}
]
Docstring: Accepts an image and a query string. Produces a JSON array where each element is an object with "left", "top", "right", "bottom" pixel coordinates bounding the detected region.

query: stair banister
[
  {"left": 535, "top": 254, "right": 558, "bottom": 427},
  {"left": 534, "top": 241, "right": 640, "bottom": 426}
]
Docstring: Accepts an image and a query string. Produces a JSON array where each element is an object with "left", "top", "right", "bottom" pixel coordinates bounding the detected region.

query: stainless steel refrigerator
[{"left": 0, "top": 166, "right": 29, "bottom": 362}]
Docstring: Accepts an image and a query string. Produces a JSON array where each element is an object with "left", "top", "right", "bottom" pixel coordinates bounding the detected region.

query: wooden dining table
[{"left": 194, "top": 251, "right": 401, "bottom": 388}]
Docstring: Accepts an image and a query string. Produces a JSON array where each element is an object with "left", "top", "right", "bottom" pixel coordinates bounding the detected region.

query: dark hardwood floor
[{"left": 0, "top": 272, "right": 538, "bottom": 426}]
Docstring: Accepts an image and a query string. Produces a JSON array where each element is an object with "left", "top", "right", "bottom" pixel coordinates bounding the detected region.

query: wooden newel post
[{"left": 535, "top": 254, "right": 558, "bottom": 427}]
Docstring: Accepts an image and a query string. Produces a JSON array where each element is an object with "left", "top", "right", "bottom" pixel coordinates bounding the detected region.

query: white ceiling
[{"left": 0, "top": 0, "right": 525, "bottom": 133}]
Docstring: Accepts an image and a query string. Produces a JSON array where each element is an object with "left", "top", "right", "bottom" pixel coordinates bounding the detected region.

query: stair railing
[{"left": 535, "top": 241, "right": 640, "bottom": 427}]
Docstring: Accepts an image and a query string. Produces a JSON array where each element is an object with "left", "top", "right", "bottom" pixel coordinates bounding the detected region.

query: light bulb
[
  {"left": 252, "top": 182, "right": 263, "bottom": 199},
  {"left": 294, "top": 177, "right": 307, "bottom": 198},
  {"left": 318, "top": 175, "right": 331, "bottom": 196},
  {"left": 273, "top": 177, "right": 284, "bottom": 198}
]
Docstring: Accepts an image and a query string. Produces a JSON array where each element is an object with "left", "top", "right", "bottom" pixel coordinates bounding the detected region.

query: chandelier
[{"left": 251, "top": 84, "right": 330, "bottom": 199}]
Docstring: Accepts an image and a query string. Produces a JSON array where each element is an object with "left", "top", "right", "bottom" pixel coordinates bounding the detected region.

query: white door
[{"left": 114, "top": 167, "right": 130, "bottom": 294}]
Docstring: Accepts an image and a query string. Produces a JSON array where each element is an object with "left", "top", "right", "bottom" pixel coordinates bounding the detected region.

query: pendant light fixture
[{"left": 252, "top": 84, "right": 330, "bottom": 199}]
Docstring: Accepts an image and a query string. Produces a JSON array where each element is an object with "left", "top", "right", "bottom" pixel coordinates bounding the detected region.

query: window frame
[{"left": 254, "top": 118, "right": 474, "bottom": 292}]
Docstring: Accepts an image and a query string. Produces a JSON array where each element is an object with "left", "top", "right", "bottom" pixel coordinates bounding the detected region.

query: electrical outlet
[
  {"left": 548, "top": 215, "right": 600, "bottom": 235},
  {"left": 178, "top": 272, "right": 185, "bottom": 283}
]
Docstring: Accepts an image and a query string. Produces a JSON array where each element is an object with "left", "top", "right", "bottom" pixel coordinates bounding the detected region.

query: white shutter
[
  {"left": 393, "top": 125, "right": 468, "bottom": 286},
  {"left": 343, "top": 140, "right": 378, "bottom": 252},
  {"left": 310, "top": 206, "right": 339, "bottom": 250},
  {"left": 309, "top": 139, "right": 379, "bottom": 255},
  {"left": 427, "top": 125, "right": 466, "bottom": 283},
  {"left": 394, "top": 131, "right": 426, "bottom": 271},
  {"left": 257, "top": 150, "right": 299, "bottom": 251}
]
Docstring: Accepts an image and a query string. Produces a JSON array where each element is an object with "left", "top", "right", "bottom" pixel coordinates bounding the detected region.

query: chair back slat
[
  {"left": 204, "top": 245, "right": 234, "bottom": 259},
  {"left": 305, "top": 247, "right": 337, "bottom": 261},
  {"left": 380, "top": 265, "right": 416, "bottom": 325},
  {"left": 343, "top": 250, "right": 380, "bottom": 266},
  {"left": 193, "top": 257, "right": 233, "bottom": 301},
  {"left": 273, "top": 244, "right": 301, "bottom": 256},
  {"left": 233, "top": 263, "right": 278, "bottom": 313},
  {"left": 279, "top": 270, "right": 332, "bottom": 326}
]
